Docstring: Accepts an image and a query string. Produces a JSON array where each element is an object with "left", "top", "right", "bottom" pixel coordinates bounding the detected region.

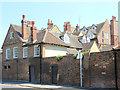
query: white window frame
[
  {"left": 13, "top": 47, "right": 18, "bottom": 58},
  {"left": 10, "top": 32, "right": 14, "bottom": 39},
  {"left": 105, "top": 33, "right": 109, "bottom": 39},
  {"left": 34, "top": 45, "right": 40, "bottom": 57},
  {"left": 23, "top": 47, "right": 28, "bottom": 58},
  {"left": 6, "top": 48, "right": 11, "bottom": 60}
]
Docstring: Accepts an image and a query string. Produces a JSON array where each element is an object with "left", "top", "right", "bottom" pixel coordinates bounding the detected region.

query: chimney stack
[
  {"left": 21, "top": 14, "right": 27, "bottom": 40},
  {"left": 47, "top": 19, "right": 53, "bottom": 30},
  {"left": 64, "top": 22, "right": 71, "bottom": 32},
  {"left": 31, "top": 21, "right": 37, "bottom": 42},
  {"left": 76, "top": 24, "right": 79, "bottom": 32},
  {"left": 110, "top": 16, "right": 119, "bottom": 46}
]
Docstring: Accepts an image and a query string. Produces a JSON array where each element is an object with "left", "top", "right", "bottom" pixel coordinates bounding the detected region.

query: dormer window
[
  {"left": 64, "top": 33, "right": 70, "bottom": 43},
  {"left": 10, "top": 32, "right": 14, "bottom": 39},
  {"left": 82, "top": 28, "right": 87, "bottom": 32},
  {"left": 91, "top": 26, "right": 96, "bottom": 30}
]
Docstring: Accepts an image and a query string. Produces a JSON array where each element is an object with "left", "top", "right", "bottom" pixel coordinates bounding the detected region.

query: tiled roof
[
  {"left": 12, "top": 24, "right": 22, "bottom": 34},
  {"left": 43, "top": 30, "right": 68, "bottom": 46},
  {"left": 68, "top": 34, "right": 82, "bottom": 48},
  {"left": 100, "top": 45, "right": 113, "bottom": 51},
  {"left": 35, "top": 29, "right": 69, "bottom": 47},
  {"left": 82, "top": 41, "right": 94, "bottom": 51},
  {"left": 12, "top": 24, "right": 68, "bottom": 47}
]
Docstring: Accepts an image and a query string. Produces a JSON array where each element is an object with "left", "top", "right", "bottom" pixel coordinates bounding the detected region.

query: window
[
  {"left": 6, "top": 48, "right": 10, "bottom": 59},
  {"left": 13, "top": 47, "right": 18, "bottom": 58},
  {"left": 34, "top": 45, "right": 40, "bottom": 57},
  {"left": 8, "top": 65, "right": 11, "bottom": 69},
  {"left": 10, "top": 32, "right": 14, "bottom": 39},
  {"left": 105, "top": 33, "right": 108, "bottom": 39},
  {"left": 64, "top": 33, "right": 70, "bottom": 43},
  {"left": 91, "top": 26, "right": 96, "bottom": 30},
  {"left": 23, "top": 47, "right": 28, "bottom": 58},
  {"left": 82, "top": 28, "right": 87, "bottom": 32},
  {"left": 4, "top": 66, "right": 7, "bottom": 69}
]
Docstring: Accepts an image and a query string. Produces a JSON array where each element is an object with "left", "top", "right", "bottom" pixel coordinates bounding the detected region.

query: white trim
[
  {"left": 6, "top": 48, "right": 10, "bottom": 60},
  {"left": 13, "top": 47, "right": 18, "bottom": 58},
  {"left": 23, "top": 47, "right": 28, "bottom": 58},
  {"left": 34, "top": 45, "right": 40, "bottom": 57}
]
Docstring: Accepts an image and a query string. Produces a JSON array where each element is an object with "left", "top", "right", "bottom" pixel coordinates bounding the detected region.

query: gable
[
  {"left": 90, "top": 41, "right": 100, "bottom": 53},
  {"left": 2, "top": 24, "right": 23, "bottom": 48},
  {"left": 50, "top": 25, "right": 61, "bottom": 33}
]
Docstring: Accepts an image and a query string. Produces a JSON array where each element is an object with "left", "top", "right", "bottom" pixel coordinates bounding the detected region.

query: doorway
[
  {"left": 29, "top": 66, "right": 35, "bottom": 82},
  {"left": 51, "top": 64, "right": 58, "bottom": 84}
]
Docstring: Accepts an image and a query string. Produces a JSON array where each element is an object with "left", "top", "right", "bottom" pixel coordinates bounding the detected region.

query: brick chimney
[
  {"left": 110, "top": 16, "right": 119, "bottom": 46},
  {"left": 47, "top": 19, "right": 53, "bottom": 30},
  {"left": 64, "top": 22, "right": 71, "bottom": 32},
  {"left": 31, "top": 21, "right": 37, "bottom": 42},
  {"left": 76, "top": 24, "right": 79, "bottom": 32},
  {"left": 21, "top": 15, "right": 27, "bottom": 40}
]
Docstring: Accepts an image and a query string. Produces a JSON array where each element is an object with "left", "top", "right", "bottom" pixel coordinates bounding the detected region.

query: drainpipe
[
  {"left": 17, "top": 59, "right": 18, "bottom": 82},
  {"left": 38, "top": 44, "right": 42, "bottom": 84},
  {"left": 113, "top": 48, "right": 118, "bottom": 90},
  {"left": 77, "top": 49, "right": 83, "bottom": 88}
]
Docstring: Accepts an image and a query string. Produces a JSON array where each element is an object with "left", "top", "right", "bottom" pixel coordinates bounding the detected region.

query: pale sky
[{"left": 0, "top": 1, "right": 118, "bottom": 49}]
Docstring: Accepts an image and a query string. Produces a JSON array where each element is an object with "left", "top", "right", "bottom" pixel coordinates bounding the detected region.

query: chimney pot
[
  {"left": 51, "top": 20, "right": 53, "bottom": 23},
  {"left": 112, "top": 16, "right": 116, "bottom": 20},
  {"left": 32, "top": 21, "right": 35, "bottom": 26},
  {"left": 48, "top": 19, "right": 50, "bottom": 23},
  {"left": 23, "top": 15, "right": 25, "bottom": 20}
]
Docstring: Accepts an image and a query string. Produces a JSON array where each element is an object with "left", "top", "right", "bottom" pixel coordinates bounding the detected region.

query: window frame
[
  {"left": 6, "top": 48, "right": 11, "bottom": 60},
  {"left": 23, "top": 47, "right": 28, "bottom": 58},
  {"left": 34, "top": 45, "right": 40, "bottom": 57},
  {"left": 13, "top": 47, "right": 18, "bottom": 58}
]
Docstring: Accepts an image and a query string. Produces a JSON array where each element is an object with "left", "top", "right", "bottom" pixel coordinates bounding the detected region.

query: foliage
[
  {"left": 73, "top": 54, "right": 77, "bottom": 59},
  {"left": 56, "top": 55, "right": 63, "bottom": 61}
]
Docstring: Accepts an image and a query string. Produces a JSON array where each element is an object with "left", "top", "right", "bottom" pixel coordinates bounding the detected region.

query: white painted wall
[{"left": 45, "top": 45, "right": 67, "bottom": 57}]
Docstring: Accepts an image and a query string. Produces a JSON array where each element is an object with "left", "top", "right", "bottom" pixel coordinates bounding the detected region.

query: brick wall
[
  {"left": 2, "top": 55, "right": 80, "bottom": 86},
  {"left": 42, "top": 56, "right": 80, "bottom": 86},
  {"left": 83, "top": 51, "right": 119, "bottom": 88},
  {"left": 2, "top": 50, "right": 120, "bottom": 89}
]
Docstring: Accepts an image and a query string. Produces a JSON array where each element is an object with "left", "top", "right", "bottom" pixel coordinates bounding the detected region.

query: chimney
[
  {"left": 64, "top": 22, "right": 71, "bottom": 32},
  {"left": 110, "top": 16, "right": 119, "bottom": 46},
  {"left": 47, "top": 19, "right": 53, "bottom": 30},
  {"left": 76, "top": 24, "right": 79, "bottom": 32},
  {"left": 21, "top": 15, "right": 27, "bottom": 40},
  {"left": 31, "top": 21, "right": 37, "bottom": 42}
]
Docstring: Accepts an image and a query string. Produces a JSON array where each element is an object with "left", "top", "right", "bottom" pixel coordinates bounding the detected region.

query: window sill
[
  {"left": 34, "top": 55, "right": 40, "bottom": 57},
  {"left": 23, "top": 57, "right": 28, "bottom": 59}
]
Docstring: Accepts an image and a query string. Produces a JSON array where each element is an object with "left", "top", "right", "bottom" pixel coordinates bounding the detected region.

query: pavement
[
  {"left": 1, "top": 80, "right": 81, "bottom": 90},
  {"left": 1, "top": 81, "right": 116, "bottom": 90}
]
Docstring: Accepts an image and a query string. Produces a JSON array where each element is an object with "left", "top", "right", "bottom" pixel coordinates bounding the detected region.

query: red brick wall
[
  {"left": 83, "top": 51, "right": 119, "bottom": 88},
  {"left": 2, "top": 50, "right": 120, "bottom": 89}
]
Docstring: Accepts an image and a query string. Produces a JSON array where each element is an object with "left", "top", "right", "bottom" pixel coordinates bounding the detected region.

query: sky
[{"left": 0, "top": 1, "right": 119, "bottom": 49}]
